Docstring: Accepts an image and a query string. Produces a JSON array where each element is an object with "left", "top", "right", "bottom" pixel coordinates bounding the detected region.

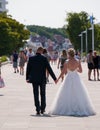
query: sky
[{"left": 7, "top": 0, "right": 100, "bottom": 28}]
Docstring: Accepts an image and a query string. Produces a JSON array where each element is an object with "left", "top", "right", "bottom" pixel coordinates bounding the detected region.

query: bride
[{"left": 49, "top": 48, "right": 96, "bottom": 116}]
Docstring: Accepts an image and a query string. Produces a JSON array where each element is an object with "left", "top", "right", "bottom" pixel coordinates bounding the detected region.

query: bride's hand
[{"left": 55, "top": 79, "right": 58, "bottom": 84}]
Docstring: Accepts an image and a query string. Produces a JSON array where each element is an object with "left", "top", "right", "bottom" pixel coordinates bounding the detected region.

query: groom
[{"left": 26, "top": 47, "right": 57, "bottom": 115}]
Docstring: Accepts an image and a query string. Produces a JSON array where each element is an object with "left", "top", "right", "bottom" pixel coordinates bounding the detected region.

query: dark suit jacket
[{"left": 26, "top": 53, "right": 57, "bottom": 83}]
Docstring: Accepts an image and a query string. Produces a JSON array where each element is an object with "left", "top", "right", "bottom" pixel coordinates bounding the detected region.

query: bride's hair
[{"left": 68, "top": 48, "right": 75, "bottom": 57}]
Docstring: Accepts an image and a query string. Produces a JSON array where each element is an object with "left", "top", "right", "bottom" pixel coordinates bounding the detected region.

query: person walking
[
  {"left": 49, "top": 48, "right": 96, "bottom": 116},
  {"left": 87, "top": 50, "right": 94, "bottom": 80},
  {"left": 57, "top": 49, "right": 67, "bottom": 81},
  {"left": 12, "top": 50, "right": 19, "bottom": 73},
  {"left": 43, "top": 48, "right": 51, "bottom": 83},
  {"left": 93, "top": 51, "right": 100, "bottom": 81},
  {"left": 19, "top": 50, "right": 26, "bottom": 75},
  {"left": 26, "top": 47, "right": 57, "bottom": 115},
  {"left": 26, "top": 48, "right": 34, "bottom": 62}
]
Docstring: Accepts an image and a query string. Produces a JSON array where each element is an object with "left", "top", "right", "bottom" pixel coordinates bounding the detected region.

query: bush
[{"left": 0, "top": 56, "right": 8, "bottom": 63}]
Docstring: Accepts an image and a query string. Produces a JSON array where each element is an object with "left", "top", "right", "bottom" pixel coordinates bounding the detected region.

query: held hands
[
  {"left": 55, "top": 78, "right": 59, "bottom": 84},
  {"left": 55, "top": 79, "right": 58, "bottom": 84}
]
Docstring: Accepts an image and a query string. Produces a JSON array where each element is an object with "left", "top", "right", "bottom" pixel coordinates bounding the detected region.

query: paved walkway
[{"left": 0, "top": 62, "right": 100, "bottom": 130}]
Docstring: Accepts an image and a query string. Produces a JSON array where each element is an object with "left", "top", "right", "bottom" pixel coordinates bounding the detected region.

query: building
[{"left": 0, "top": 0, "right": 8, "bottom": 13}]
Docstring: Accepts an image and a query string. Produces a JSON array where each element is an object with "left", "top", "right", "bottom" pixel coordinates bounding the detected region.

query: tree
[
  {"left": 94, "top": 24, "right": 100, "bottom": 51},
  {"left": 27, "top": 25, "right": 67, "bottom": 40},
  {"left": 65, "top": 11, "right": 91, "bottom": 51},
  {"left": 0, "top": 13, "right": 30, "bottom": 55}
]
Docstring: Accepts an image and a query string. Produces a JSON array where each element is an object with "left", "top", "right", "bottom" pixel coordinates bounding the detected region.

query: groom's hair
[{"left": 36, "top": 46, "right": 44, "bottom": 53}]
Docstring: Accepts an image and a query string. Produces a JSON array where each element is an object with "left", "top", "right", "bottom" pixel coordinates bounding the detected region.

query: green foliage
[
  {"left": 26, "top": 25, "right": 67, "bottom": 40},
  {"left": 94, "top": 24, "right": 100, "bottom": 51},
  {"left": 0, "top": 13, "right": 30, "bottom": 55},
  {"left": 0, "top": 56, "right": 8, "bottom": 63},
  {"left": 65, "top": 11, "right": 92, "bottom": 51}
]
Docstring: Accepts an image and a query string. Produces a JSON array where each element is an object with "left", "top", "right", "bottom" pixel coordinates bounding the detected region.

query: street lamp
[
  {"left": 82, "top": 29, "right": 88, "bottom": 55},
  {"left": 89, "top": 15, "right": 94, "bottom": 51},
  {"left": 89, "top": 25, "right": 94, "bottom": 51}
]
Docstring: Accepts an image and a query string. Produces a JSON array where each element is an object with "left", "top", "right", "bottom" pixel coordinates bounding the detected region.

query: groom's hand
[{"left": 26, "top": 80, "right": 30, "bottom": 83}]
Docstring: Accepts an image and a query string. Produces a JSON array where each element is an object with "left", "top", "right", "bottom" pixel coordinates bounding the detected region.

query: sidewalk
[{"left": 0, "top": 62, "right": 100, "bottom": 130}]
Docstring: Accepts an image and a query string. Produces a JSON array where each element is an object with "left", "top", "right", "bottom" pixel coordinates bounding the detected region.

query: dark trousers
[{"left": 32, "top": 82, "right": 46, "bottom": 112}]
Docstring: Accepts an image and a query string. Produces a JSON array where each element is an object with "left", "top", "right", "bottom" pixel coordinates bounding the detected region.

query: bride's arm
[{"left": 77, "top": 60, "right": 82, "bottom": 73}]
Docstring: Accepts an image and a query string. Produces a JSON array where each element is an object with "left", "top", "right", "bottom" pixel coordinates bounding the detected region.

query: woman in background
[
  {"left": 57, "top": 49, "right": 67, "bottom": 81},
  {"left": 19, "top": 50, "right": 26, "bottom": 75}
]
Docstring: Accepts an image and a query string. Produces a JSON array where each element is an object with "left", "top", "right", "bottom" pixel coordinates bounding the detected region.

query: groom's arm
[{"left": 45, "top": 59, "right": 57, "bottom": 81}]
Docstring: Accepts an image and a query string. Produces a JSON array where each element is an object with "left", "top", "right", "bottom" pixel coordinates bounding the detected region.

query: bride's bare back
[
  {"left": 58, "top": 48, "right": 82, "bottom": 81},
  {"left": 66, "top": 58, "right": 82, "bottom": 72}
]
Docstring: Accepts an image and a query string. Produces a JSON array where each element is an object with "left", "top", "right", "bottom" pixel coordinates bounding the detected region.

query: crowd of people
[
  {"left": 11, "top": 48, "right": 34, "bottom": 75},
  {"left": 11, "top": 47, "right": 100, "bottom": 82},
  {"left": 2, "top": 46, "right": 100, "bottom": 116}
]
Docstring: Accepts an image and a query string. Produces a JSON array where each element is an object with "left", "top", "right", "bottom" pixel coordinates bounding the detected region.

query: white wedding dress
[{"left": 49, "top": 69, "right": 96, "bottom": 116}]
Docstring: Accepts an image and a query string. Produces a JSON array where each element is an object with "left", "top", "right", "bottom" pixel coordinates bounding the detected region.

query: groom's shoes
[
  {"left": 36, "top": 111, "right": 40, "bottom": 115},
  {"left": 36, "top": 110, "right": 45, "bottom": 115},
  {"left": 41, "top": 110, "right": 45, "bottom": 114}
]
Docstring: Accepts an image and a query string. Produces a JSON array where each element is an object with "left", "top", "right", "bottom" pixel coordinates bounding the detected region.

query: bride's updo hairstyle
[{"left": 68, "top": 48, "right": 75, "bottom": 58}]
